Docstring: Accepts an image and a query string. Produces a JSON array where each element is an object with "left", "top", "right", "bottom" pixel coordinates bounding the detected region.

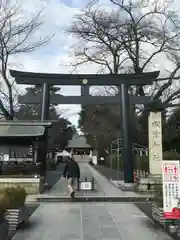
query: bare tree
[
  {"left": 67, "top": 6, "right": 125, "bottom": 74},
  {"left": 0, "top": 4, "right": 53, "bottom": 119},
  {"left": 67, "top": 0, "right": 180, "bottom": 106}
]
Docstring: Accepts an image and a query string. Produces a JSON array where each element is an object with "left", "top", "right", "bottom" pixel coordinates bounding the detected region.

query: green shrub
[
  {"left": 163, "top": 151, "right": 180, "bottom": 160},
  {"left": 109, "top": 153, "right": 123, "bottom": 170},
  {"left": 134, "top": 155, "right": 149, "bottom": 171},
  {"left": 109, "top": 154, "right": 149, "bottom": 171},
  {"left": 153, "top": 185, "right": 163, "bottom": 207},
  {"left": 0, "top": 201, "right": 5, "bottom": 216},
  {"left": 47, "top": 160, "right": 57, "bottom": 170},
  {"left": 109, "top": 150, "right": 180, "bottom": 172},
  {"left": 0, "top": 186, "right": 27, "bottom": 209}
]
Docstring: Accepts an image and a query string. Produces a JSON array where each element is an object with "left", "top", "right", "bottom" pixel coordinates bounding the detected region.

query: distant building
[{"left": 66, "top": 134, "right": 92, "bottom": 155}]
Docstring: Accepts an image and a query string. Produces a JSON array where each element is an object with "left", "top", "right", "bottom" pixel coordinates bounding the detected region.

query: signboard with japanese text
[
  {"left": 148, "top": 112, "right": 162, "bottom": 175},
  {"left": 79, "top": 181, "right": 92, "bottom": 191},
  {"left": 162, "top": 160, "right": 180, "bottom": 219}
]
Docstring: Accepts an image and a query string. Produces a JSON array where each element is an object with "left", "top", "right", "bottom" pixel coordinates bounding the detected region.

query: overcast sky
[
  {"left": 8, "top": 0, "right": 112, "bottom": 127},
  {"left": 7, "top": 0, "right": 180, "bottom": 127}
]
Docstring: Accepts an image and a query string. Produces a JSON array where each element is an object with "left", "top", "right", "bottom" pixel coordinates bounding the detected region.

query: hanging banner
[{"left": 162, "top": 160, "right": 180, "bottom": 219}]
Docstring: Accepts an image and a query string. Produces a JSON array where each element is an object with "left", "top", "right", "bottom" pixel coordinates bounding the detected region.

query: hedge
[{"left": 107, "top": 151, "right": 180, "bottom": 171}]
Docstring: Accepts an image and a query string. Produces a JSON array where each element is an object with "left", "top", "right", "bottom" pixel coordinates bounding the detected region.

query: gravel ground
[
  {"left": 135, "top": 202, "right": 152, "bottom": 219},
  {"left": 45, "top": 163, "right": 65, "bottom": 192},
  {"left": 94, "top": 164, "right": 124, "bottom": 180}
]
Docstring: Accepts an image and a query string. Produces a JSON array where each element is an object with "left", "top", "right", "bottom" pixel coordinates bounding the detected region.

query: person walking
[{"left": 62, "top": 154, "right": 80, "bottom": 198}]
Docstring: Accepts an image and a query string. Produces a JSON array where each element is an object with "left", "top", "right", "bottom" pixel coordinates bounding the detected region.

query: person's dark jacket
[{"left": 63, "top": 159, "right": 80, "bottom": 179}]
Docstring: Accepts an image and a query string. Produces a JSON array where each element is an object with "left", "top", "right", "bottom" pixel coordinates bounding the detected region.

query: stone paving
[
  {"left": 13, "top": 202, "right": 173, "bottom": 240},
  {"left": 48, "top": 163, "right": 105, "bottom": 197},
  {"left": 43, "top": 163, "right": 143, "bottom": 198},
  {"left": 13, "top": 163, "right": 173, "bottom": 240}
]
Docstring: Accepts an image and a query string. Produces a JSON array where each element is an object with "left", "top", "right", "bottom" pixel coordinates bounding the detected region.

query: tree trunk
[{"left": 0, "top": 99, "right": 13, "bottom": 120}]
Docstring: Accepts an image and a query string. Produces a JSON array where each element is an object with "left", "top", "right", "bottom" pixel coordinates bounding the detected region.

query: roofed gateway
[
  {"left": 66, "top": 134, "right": 92, "bottom": 155},
  {"left": 10, "top": 69, "right": 160, "bottom": 183}
]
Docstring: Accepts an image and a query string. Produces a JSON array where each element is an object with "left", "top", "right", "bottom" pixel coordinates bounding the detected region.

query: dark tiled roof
[
  {"left": 0, "top": 121, "right": 52, "bottom": 126},
  {"left": 67, "top": 134, "right": 91, "bottom": 148},
  {"left": 0, "top": 125, "right": 45, "bottom": 137}
]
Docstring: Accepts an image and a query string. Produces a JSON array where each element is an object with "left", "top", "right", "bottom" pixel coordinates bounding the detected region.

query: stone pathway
[
  {"left": 43, "top": 163, "right": 145, "bottom": 198},
  {"left": 12, "top": 163, "right": 173, "bottom": 239},
  {"left": 29, "top": 163, "right": 152, "bottom": 202},
  {"left": 47, "top": 163, "right": 105, "bottom": 197},
  {"left": 13, "top": 202, "right": 173, "bottom": 240}
]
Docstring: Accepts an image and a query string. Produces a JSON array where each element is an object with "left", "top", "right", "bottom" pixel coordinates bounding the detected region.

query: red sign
[
  {"left": 164, "top": 165, "right": 178, "bottom": 174},
  {"left": 164, "top": 208, "right": 180, "bottom": 219},
  {"left": 163, "top": 164, "right": 179, "bottom": 182},
  {"left": 162, "top": 161, "right": 180, "bottom": 220}
]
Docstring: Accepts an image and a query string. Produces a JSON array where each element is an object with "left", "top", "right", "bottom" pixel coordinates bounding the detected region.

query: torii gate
[{"left": 10, "top": 70, "right": 160, "bottom": 183}]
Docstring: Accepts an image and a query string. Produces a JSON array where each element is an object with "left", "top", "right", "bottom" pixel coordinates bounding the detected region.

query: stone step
[{"left": 36, "top": 195, "right": 153, "bottom": 203}]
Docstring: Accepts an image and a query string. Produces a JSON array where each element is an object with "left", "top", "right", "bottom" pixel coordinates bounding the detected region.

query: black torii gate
[{"left": 10, "top": 69, "right": 160, "bottom": 183}]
